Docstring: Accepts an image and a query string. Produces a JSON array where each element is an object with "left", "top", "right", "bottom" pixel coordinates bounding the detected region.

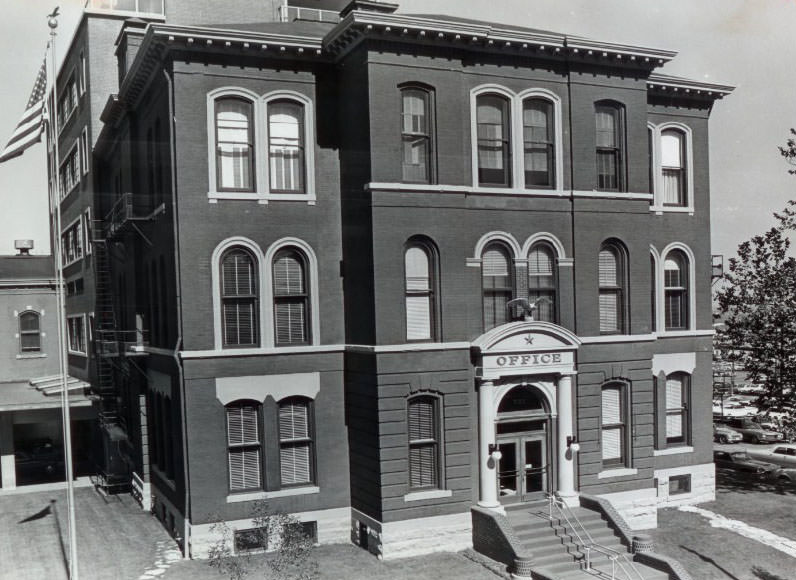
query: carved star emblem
[{"left": 524, "top": 335, "right": 534, "bottom": 345}]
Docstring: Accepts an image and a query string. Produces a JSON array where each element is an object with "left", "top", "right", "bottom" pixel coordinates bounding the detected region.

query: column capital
[{"left": 558, "top": 371, "right": 578, "bottom": 378}]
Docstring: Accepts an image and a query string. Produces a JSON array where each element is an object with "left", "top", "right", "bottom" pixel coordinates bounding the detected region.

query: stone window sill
[
  {"left": 597, "top": 467, "right": 638, "bottom": 479},
  {"left": 226, "top": 485, "right": 319, "bottom": 503},
  {"left": 653, "top": 446, "right": 694, "bottom": 457},
  {"left": 403, "top": 489, "right": 452, "bottom": 502}
]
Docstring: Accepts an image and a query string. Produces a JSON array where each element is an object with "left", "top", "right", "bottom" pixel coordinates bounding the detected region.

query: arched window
[
  {"left": 476, "top": 94, "right": 511, "bottom": 187},
  {"left": 664, "top": 373, "right": 689, "bottom": 445},
  {"left": 226, "top": 401, "right": 262, "bottom": 491},
  {"left": 482, "top": 243, "right": 513, "bottom": 331},
  {"left": 215, "top": 97, "right": 254, "bottom": 191},
  {"left": 601, "top": 382, "right": 627, "bottom": 467},
  {"left": 523, "top": 98, "right": 554, "bottom": 188},
  {"left": 664, "top": 250, "right": 689, "bottom": 330},
  {"left": 598, "top": 242, "right": 627, "bottom": 334},
  {"left": 408, "top": 395, "right": 440, "bottom": 490},
  {"left": 401, "top": 87, "right": 434, "bottom": 183},
  {"left": 278, "top": 397, "right": 314, "bottom": 487},
  {"left": 19, "top": 311, "right": 41, "bottom": 353},
  {"left": 268, "top": 100, "right": 305, "bottom": 193},
  {"left": 595, "top": 102, "right": 625, "bottom": 191},
  {"left": 220, "top": 247, "right": 259, "bottom": 347},
  {"left": 661, "top": 129, "right": 686, "bottom": 206},
  {"left": 527, "top": 242, "right": 557, "bottom": 323},
  {"left": 404, "top": 241, "right": 437, "bottom": 341},
  {"left": 272, "top": 248, "right": 310, "bottom": 345}
]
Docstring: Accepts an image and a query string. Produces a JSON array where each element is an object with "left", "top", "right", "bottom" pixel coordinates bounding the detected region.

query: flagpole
[{"left": 48, "top": 11, "right": 80, "bottom": 580}]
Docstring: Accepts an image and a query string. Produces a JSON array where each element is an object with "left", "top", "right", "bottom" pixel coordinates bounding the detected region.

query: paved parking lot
[{"left": 0, "top": 486, "right": 179, "bottom": 580}]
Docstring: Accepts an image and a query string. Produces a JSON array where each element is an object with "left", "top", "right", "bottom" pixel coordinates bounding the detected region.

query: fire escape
[{"left": 90, "top": 192, "right": 152, "bottom": 492}]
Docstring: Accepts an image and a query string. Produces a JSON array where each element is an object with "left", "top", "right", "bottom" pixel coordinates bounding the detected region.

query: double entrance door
[{"left": 496, "top": 421, "right": 548, "bottom": 503}]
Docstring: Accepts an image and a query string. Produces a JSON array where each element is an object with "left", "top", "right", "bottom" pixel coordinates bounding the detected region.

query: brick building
[{"left": 52, "top": 0, "right": 731, "bottom": 568}]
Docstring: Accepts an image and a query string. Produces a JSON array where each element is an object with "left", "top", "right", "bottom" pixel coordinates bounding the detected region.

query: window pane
[
  {"left": 269, "top": 101, "right": 304, "bottom": 192},
  {"left": 227, "top": 406, "right": 259, "bottom": 446},
  {"left": 273, "top": 253, "right": 305, "bottom": 295},
  {"left": 666, "top": 413, "right": 683, "bottom": 438},
  {"left": 477, "top": 95, "right": 510, "bottom": 186},
  {"left": 405, "top": 247, "right": 430, "bottom": 290},
  {"left": 280, "top": 444, "right": 311, "bottom": 485},
  {"left": 222, "top": 250, "right": 255, "bottom": 297},
  {"left": 402, "top": 91, "right": 427, "bottom": 134},
  {"left": 275, "top": 301, "right": 307, "bottom": 344},
  {"left": 216, "top": 99, "right": 252, "bottom": 190},
  {"left": 602, "top": 386, "right": 622, "bottom": 425},
  {"left": 599, "top": 293, "right": 619, "bottom": 332},
  {"left": 661, "top": 131, "right": 683, "bottom": 168},
  {"left": 599, "top": 249, "right": 618, "bottom": 286},
  {"left": 406, "top": 295, "right": 431, "bottom": 340},
  {"left": 596, "top": 109, "right": 617, "bottom": 147},
  {"left": 408, "top": 398, "right": 435, "bottom": 441},
  {"left": 523, "top": 99, "right": 553, "bottom": 187},
  {"left": 20, "top": 333, "right": 41, "bottom": 351},
  {"left": 483, "top": 248, "right": 509, "bottom": 277},
  {"left": 19, "top": 312, "right": 39, "bottom": 332},
  {"left": 279, "top": 400, "right": 309, "bottom": 440},
  {"left": 602, "top": 428, "right": 622, "bottom": 461},
  {"left": 229, "top": 448, "right": 261, "bottom": 490},
  {"left": 409, "top": 444, "right": 437, "bottom": 488}
]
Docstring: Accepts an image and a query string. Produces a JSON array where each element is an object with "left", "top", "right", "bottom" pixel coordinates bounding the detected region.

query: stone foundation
[
  {"left": 653, "top": 462, "right": 715, "bottom": 508},
  {"left": 351, "top": 509, "right": 472, "bottom": 560}
]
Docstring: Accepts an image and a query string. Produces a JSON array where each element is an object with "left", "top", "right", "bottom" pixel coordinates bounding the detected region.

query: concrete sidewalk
[{"left": 0, "top": 486, "right": 180, "bottom": 580}]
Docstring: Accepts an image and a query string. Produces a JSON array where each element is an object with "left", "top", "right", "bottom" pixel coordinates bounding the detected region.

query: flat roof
[{"left": 0, "top": 380, "right": 92, "bottom": 412}]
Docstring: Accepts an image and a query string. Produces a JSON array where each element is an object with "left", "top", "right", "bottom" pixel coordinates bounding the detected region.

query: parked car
[
  {"left": 772, "top": 467, "right": 796, "bottom": 486},
  {"left": 716, "top": 417, "right": 784, "bottom": 444},
  {"left": 712, "top": 403, "right": 750, "bottom": 418},
  {"left": 713, "top": 450, "right": 778, "bottom": 476},
  {"left": 747, "top": 444, "right": 796, "bottom": 468},
  {"left": 713, "top": 423, "right": 743, "bottom": 444}
]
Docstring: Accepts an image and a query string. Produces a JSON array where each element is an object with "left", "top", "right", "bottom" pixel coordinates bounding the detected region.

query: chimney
[
  {"left": 340, "top": 0, "right": 399, "bottom": 18},
  {"left": 14, "top": 239, "right": 34, "bottom": 256}
]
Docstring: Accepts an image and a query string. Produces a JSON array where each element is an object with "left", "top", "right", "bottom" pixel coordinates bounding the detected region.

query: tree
[
  {"left": 779, "top": 128, "right": 796, "bottom": 175},
  {"left": 207, "top": 501, "right": 318, "bottom": 580},
  {"left": 715, "top": 213, "right": 796, "bottom": 408}
]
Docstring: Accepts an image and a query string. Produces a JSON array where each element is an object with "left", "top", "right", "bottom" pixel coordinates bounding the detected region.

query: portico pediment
[{"left": 473, "top": 321, "right": 580, "bottom": 380}]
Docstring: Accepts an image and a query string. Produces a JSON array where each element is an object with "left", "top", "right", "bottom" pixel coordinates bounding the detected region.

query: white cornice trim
[
  {"left": 181, "top": 344, "right": 345, "bottom": 359},
  {"left": 572, "top": 190, "right": 653, "bottom": 201},
  {"left": 580, "top": 334, "right": 657, "bottom": 344},
  {"left": 647, "top": 74, "right": 734, "bottom": 97},
  {"left": 656, "top": 329, "right": 714, "bottom": 338},
  {"left": 365, "top": 183, "right": 653, "bottom": 202}
]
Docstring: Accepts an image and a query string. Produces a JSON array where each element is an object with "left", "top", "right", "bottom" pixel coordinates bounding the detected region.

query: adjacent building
[{"left": 49, "top": 0, "right": 732, "bottom": 564}]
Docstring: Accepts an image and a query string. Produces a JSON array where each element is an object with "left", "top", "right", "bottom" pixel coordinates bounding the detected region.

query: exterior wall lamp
[
  {"left": 566, "top": 436, "right": 580, "bottom": 452},
  {"left": 488, "top": 443, "right": 503, "bottom": 461}
]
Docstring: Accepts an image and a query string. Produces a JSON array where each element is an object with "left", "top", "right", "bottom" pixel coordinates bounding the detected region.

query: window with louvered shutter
[
  {"left": 279, "top": 398, "right": 314, "bottom": 486},
  {"left": 482, "top": 244, "right": 513, "bottom": 331},
  {"left": 215, "top": 98, "right": 254, "bottom": 192},
  {"left": 598, "top": 244, "right": 625, "bottom": 334},
  {"left": 405, "top": 244, "right": 434, "bottom": 341},
  {"left": 665, "top": 374, "right": 688, "bottom": 444},
  {"left": 408, "top": 397, "right": 439, "bottom": 489},
  {"left": 268, "top": 100, "right": 305, "bottom": 193},
  {"left": 528, "top": 243, "right": 557, "bottom": 322},
  {"left": 227, "top": 403, "right": 262, "bottom": 491},
  {"left": 601, "top": 384, "right": 625, "bottom": 466},
  {"left": 273, "top": 249, "right": 309, "bottom": 346},
  {"left": 221, "top": 248, "right": 258, "bottom": 347},
  {"left": 664, "top": 251, "right": 688, "bottom": 331},
  {"left": 19, "top": 311, "right": 41, "bottom": 352}
]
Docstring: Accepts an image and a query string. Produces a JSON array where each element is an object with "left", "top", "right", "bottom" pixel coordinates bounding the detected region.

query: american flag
[{"left": 0, "top": 58, "right": 47, "bottom": 163}]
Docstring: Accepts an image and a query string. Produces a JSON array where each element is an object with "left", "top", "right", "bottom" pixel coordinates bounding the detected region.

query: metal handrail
[{"left": 546, "top": 493, "right": 645, "bottom": 580}]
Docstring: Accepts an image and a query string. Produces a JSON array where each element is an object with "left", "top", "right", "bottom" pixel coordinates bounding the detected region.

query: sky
[{"left": 0, "top": 0, "right": 794, "bottom": 261}]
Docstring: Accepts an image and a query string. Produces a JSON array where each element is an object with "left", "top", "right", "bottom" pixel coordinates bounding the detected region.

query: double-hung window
[
  {"left": 665, "top": 373, "right": 689, "bottom": 445},
  {"left": 408, "top": 396, "right": 439, "bottom": 489},
  {"left": 278, "top": 397, "right": 314, "bottom": 487},
  {"left": 273, "top": 249, "right": 310, "bottom": 345},
  {"left": 664, "top": 250, "right": 689, "bottom": 331},
  {"left": 523, "top": 98, "right": 555, "bottom": 188},
  {"left": 661, "top": 129, "right": 686, "bottom": 206},
  {"left": 404, "top": 242, "right": 436, "bottom": 341},
  {"left": 227, "top": 402, "right": 262, "bottom": 491},
  {"left": 220, "top": 248, "right": 259, "bottom": 347},
  {"left": 601, "top": 383, "right": 626, "bottom": 467},
  {"left": 67, "top": 315, "right": 86, "bottom": 354},
  {"left": 476, "top": 95, "right": 511, "bottom": 187},
  {"left": 598, "top": 242, "right": 626, "bottom": 334},
  {"left": 19, "top": 311, "right": 41, "bottom": 353},
  {"left": 401, "top": 88, "right": 433, "bottom": 183},
  {"left": 482, "top": 244, "right": 513, "bottom": 331},
  {"left": 215, "top": 98, "right": 255, "bottom": 192},
  {"left": 595, "top": 103, "right": 625, "bottom": 191},
  {"left": 268, "top": 100, "right": 305, "bottom": 193},
  {"left": 527, "top": 242, "right": 557, "bottom": 323}
]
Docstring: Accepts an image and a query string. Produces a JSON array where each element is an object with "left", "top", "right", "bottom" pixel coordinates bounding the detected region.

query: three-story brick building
[{"left": 63, "top": 0, "right": 731, "bottom": 565}]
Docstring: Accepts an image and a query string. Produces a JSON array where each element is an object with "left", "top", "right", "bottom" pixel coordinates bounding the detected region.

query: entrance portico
[{"left": 472, "top": 321, "right": 580, "bottom": 510}]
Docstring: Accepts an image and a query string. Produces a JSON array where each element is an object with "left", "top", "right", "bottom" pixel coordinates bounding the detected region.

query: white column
[
  {"left": 478, "top": 380, "right": 500, "bottom": 509},
  {"left": 557, "top": 373, "right": 576, "bottom": 501},
  {"left": 0, "top": 414, "right": 16, "bottom": 490}
]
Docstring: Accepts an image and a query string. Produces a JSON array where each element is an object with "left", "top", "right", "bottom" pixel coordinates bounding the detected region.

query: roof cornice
[
  {"left": 647, "top": 73, "right": 734, "bottom": 100},
  {"left": 323, "top": 11, "right": 675, "bottom": 69}
]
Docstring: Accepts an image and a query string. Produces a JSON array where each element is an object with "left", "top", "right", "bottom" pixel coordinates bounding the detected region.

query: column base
[
  {"left": 556, "top": 491, "right": 579, "bottom": 508},
  {"left": 477, "top": 500, "right": 505, "bottom": 514}
]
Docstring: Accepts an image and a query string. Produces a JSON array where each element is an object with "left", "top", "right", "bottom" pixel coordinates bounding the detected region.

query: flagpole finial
[{"left": 47, "top": 6, "right": 60, "bottom": 29}]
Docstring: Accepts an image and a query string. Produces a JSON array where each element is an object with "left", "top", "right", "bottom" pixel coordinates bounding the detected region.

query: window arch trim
[
  {"left": 659, "top": 242, "right": 696, "bottom": 332},
  {"left": 18, "top": 309, "right": 42, "bottom": 353},
  {"left": 211, "top": 237, "right": 266, "bottom": 350},
  {"left": 206, "top": 87, "right": 316, "bottom": 203},
  {"left": 520, "top": 232, "right": 567, "bottom": 261},
  {"left": 263, "top": 237, "right": 320, "bottom": 348},
  {"left": 469, "top": 231, "right": 521, "bottom": 264},
  {"left": 470, "top": 84, "right": 564, "bottom": 192},
  {"left": 649, "top": 122, "right": 694, "bottom": 214}
]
